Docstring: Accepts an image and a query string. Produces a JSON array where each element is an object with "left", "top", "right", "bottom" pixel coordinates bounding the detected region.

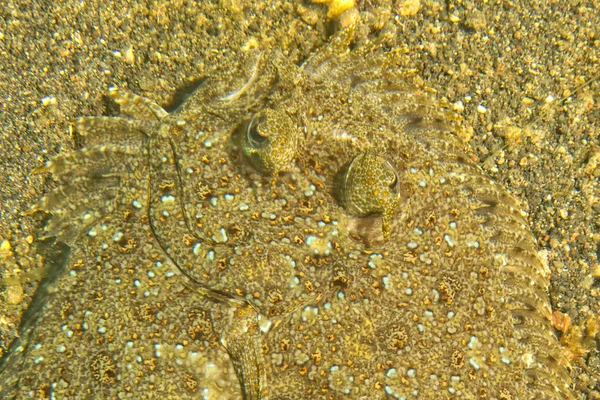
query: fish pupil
[{"left": 246, "top": 117, "right": 268, "bottom": 148}]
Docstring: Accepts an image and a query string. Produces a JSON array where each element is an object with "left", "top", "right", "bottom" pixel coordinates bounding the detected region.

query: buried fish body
[{"left": 0, "top": 26, "right": 574, "bottom": 399}]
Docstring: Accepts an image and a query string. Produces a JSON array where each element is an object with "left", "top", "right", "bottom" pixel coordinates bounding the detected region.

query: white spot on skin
[
  {"left": 301, "top": 306, "right": 319, "bottom": 322},
  {"left": 382, "top": 276, "right": 390, "bottom": 289},
  {"left": 285, "top": 255, "right": 296, "bottom": 268},
  {"left": 305, "top": 235, "right": 331, "bottom": 255},
  {"left": 467, "top": 240, "right": 480, "bottom": 248},
  {"left": 444, "top": 234, "right": 454, "bottom": 247},
  {"left": 206, "top": 250, "right": 215, "bottom": 262},
  {"left": 290, "top": 276, "right": 300, "bottom": 288},
  {"left": 193, "top": 243, "right": 202, "bottom": 256},
  {"left": 468, "top": 335, "right": 478, "bottom": 349},
  {"left": 213, "top": 227, "right": 228, "bottom": 243},
  {"left": 258, "top": 315, "right": 272, "bottom": 333},
  {"left": 521, "top": 352, "right": 534, "bottom": 367}
]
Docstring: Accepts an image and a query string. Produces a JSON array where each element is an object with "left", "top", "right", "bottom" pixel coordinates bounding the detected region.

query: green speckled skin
[{"left": 0, "top": 25, "right": 575, "bottom": 399}]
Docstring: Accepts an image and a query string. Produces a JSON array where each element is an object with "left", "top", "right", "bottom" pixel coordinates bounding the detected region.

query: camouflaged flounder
[{"left": 1, "top": 26, "right": 575, "bottom": 399}]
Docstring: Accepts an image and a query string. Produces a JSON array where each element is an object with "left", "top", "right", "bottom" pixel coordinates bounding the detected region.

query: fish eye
[
  {"left": 241, "top": 109, "right": 298, "bottom": 176},
  {"left": 339, "top": 151, "right": 401, "bottom": 237},
  {"left": 246, "top": 116, "right": 268, "bottom": 149},
  {"left": 385, "top": 162, "right": 399, "bottom": 190}
]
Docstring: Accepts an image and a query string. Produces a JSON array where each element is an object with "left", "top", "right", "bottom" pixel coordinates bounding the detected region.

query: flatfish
[{"left": 0, "top": 25, "right": 574, "bottom": 399}]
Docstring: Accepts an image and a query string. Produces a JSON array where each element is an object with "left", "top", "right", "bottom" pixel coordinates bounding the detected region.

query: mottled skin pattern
[{"left": 0, "top": 26, "right": 576, "bottom": 399}]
